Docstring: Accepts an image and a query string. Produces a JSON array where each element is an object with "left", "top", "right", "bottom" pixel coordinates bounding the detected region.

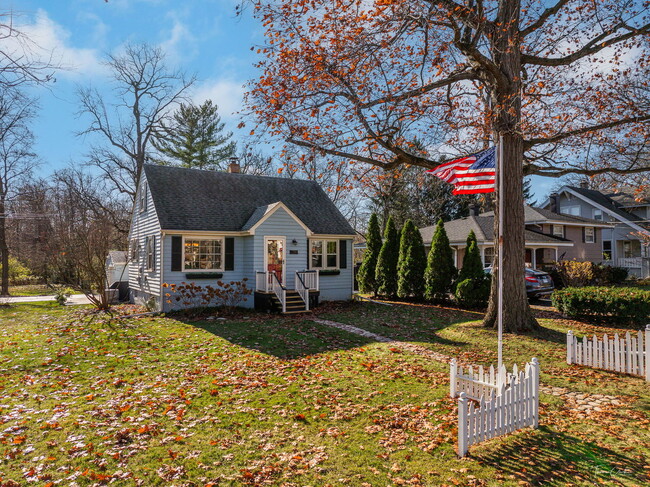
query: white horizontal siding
[{"left": 128, "top": 174, "right": 162, "bottom": 309}]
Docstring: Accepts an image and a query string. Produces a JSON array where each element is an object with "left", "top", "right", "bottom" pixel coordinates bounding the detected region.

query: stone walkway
[
  {"left": 312, "top": 318, "right": 625, "bottom": 415},
  {"left": 0, "top": 294, "right": 92, "bottom": 305}
]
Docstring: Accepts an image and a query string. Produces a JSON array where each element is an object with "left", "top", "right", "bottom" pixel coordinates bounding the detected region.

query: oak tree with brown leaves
[{"left": 246, "top": 0, "right": 650, "bottom": 332}]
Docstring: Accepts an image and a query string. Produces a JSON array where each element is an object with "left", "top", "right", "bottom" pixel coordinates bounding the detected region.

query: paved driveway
[{"left": 0, "top": 294, "right": 93, "bottom": 305}]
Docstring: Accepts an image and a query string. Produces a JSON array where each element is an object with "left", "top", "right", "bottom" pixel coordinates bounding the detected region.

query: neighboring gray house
[
  {"left": 128, "top": 164, "right": 356, "bottom": 313},
  {"left": 420, "top": 206, "right": 610, "bottom": 270},
  {"left": 542, "top": 185, "right": 650, "bottom": 277},
  {"left": 106, "top": 250, "right": 128, "bottom": 286}
]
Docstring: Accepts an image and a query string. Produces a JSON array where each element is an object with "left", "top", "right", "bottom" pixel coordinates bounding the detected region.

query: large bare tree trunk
[
  {"left": 482, "top": 0, "right": 539, "bottom": 332},
  {"left": 0, "top": 197, "right": 9, "bottom": 296}
]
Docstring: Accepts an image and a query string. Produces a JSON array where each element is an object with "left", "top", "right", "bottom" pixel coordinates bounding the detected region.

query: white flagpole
[{"left": 497, "top": 135, "right": 504, "bottom": 370}]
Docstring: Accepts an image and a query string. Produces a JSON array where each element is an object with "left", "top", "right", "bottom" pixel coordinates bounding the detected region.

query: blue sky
[{"left": 14, "top": 0, "right": 558, "bottom": 200}]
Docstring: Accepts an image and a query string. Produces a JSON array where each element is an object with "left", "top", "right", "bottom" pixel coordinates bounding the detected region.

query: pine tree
[
  {"left": 397, "top": 220, "right": 426, "bottom": 300},
  {"left": 357, "top": 213, "right": 382, "bottom": 295},
  {"left": 424, "top": 219, "right": 457, "bottom": 302},
  {"left": 458, "top": 230, "right": 484, "bottom": 283},
  {"left": 152, "top": 100, "right": 236, "bottom": 170},
  {"left": 375, "top": 216, "right": 399, "bottom": 298}
]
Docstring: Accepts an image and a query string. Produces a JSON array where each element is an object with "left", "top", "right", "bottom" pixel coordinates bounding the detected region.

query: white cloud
[
  {"left": 14, "top": 9, "right": 105, "bottom": 79},
  {"left": 192, "top": 78, "right": 246, "bottom": 120},
  {"left": 159, "top": 19, "right": 197, "bottom": 65}
]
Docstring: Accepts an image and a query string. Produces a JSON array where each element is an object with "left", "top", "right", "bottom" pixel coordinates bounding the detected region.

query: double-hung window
[
  {"left": 552, "top": 225, "right": 564, "bottom": 238},
  {"left": 584, "top": 226, "right": 595, "bottom": 244},
  {"left": 145, "top": 236, "right": 155, "bottom": 271},
  {"left": 183, "top": 238, "right": 223, "bottom": 271},
  {"left": 310, "top": 239, "right": 338, "bottom": 269},
  {"left": 130, "top": 239, "right": 139, "bottom": 262}
]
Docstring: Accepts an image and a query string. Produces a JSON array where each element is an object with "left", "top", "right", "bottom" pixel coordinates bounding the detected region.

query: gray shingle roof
[
  {"left": 108, "top": 250, "right": 128, "bottom": 264},
  {"left": 481, "top": 205, "right": 606, "bottom": 225},
  {"left": 566, "top": 186, "right": 645, "bottom": 223},
  {"left": 420, "top": 215, "right": 571, "bottom": 246},
  {"left": 143, "top": 165, "right": 355, "bottom": 235}
]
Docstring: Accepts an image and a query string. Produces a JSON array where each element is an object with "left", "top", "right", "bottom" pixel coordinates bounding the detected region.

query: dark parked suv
[{"left": 485, "top": 267, "right": 555, "bottom": 300}]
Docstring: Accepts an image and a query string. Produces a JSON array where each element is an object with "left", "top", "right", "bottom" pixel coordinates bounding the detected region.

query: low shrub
[
  {"left": 455, "top": 276, "right": 490, "bottom": 309},
  {"left": 593, "top": 265, "right": 628, "bottom": 285},
  {"left": 552, "top": 286, "right": 650, "bottom": 323},
  {"left": 54, "top": 287, "right": 74, "bottom": 306},
  {"left": 553, "top": 260, "right": 593, "bottom": 287},
  {"left": 552, "top": 261, "right": 629, "bottom": 287},
  {"left": 163, "top": 279, "right": 252, "bottom": 312}
]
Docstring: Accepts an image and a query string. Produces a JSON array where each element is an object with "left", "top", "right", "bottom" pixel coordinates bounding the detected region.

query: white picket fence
[
  {"left": 450, "top": 359, "right": 507, "bottom": 400},
  {"left": 451, "top": 358, "right": 539, "bottom": 457},
  {"left": 567, "top": 326, "right": 650, "bottom": 381}
]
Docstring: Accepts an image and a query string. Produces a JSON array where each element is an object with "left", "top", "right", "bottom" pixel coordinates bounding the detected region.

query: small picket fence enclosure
[
  {"left": 451, "top": 358, "right": 539, "bottom": 457},
  {"left": 566, "top": 326, "right": 650, "bottom": 382}
]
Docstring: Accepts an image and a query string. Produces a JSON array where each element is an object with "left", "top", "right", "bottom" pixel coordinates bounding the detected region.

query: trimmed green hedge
[{"left": 552, "top": 286, "right": 650, "bottom": 323}]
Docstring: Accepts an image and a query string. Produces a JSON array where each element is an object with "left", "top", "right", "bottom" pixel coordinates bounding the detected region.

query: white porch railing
[
  {"left": 603, "top": 257, "right": 643, "bottom": 268},
  {"left": 298, "top": 270, "right": 319, "bottom": 291},
  {"left": 270, "top": 272, "right": 286, "bottom": 313},
  {"left": 255, "top": 271, "right": 273, "bottom": 292},
  {"left": 295, "top": 272, "right": 310, "bottom": 311}
]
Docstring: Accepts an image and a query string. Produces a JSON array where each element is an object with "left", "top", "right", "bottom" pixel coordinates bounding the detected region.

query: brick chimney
[
  {"left": 549, "top": 192, "right": 559, "bottom": 213},
  {"left": 227, "top": 157, "right": 240, "bottom": 173},
  {"left": 579, "top": 180, "right": 589, "bottom": 189}
]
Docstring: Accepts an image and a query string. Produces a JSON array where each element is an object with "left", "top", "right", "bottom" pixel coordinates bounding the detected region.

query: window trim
[
  {"left": 552, "top": 225, "right": 565, "bottom": 238},
  {"left": 560, "top": 205, "right": 580, "bottom": 216},
  {"left": 182, "top": 236, "right": 225, "bottom": 272},
  {"left": 483, "top": 246, "right": 494, "bottom": 268},
  {"left": 309, "top": 239, "right": 339, "bottom": 270},
  {"left": 145, "top": 236, "right": 155, "bottom": 271},
  {"left": 593, "top": 209, "right": 603, "bottom": 221},
  {"left": 584, "top": 226, "right": 595, "bottom": 244},
  {"left": 139, "top": 182, "right": 147, "bottom": 213}
]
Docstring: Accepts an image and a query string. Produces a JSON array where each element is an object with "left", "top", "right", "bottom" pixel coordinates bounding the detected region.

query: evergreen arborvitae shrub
[
  {"left": 397, "top": 220, "right": 426, "bottom": 300},
  {"left": 375, "top": 216, "right": 400, "bottom": 298},
  {"left": 424, "top": 219, "right": 457, "bottom": 302},
  {"left": 458, "top": 231, "right": 484, "bottom": 283},
  {"left": 357, "top": 213, "right": 382, "bottom": 295},
  {"left": 455, "top": 277, "right": 491, "bottom": 309}
]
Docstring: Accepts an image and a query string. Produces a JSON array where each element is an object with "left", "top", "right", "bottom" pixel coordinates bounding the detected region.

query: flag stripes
[{"left": 426, "top": 146, "right": 496, "bottom": 194}]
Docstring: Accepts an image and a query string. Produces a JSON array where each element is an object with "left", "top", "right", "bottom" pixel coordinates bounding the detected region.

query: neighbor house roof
[
  {"left": 107, "top": 250, "right": 128, "bottom": 264},
  {"left": 143, "top": 165, "right": 355, "bottom": 235},
  {"left": 481, "top": 205, "right": 609, "bottom": 226},
  {"left": 420, "top": 215, "right": 573, "bottom": 246},
  {"left": 564, "top": 186, "right": 645, "bottom": 224}
]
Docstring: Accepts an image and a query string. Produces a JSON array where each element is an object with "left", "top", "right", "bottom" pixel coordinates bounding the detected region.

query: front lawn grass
[
  {"left": 7, "top": 284, "right": 57, "bottom": 296},
  {"left": 0, "top": 301, "right": 648, "bottom": 485}
]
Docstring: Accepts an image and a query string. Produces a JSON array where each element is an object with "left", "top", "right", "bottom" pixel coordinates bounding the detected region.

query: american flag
[{"left": 426, "top": 147, "right": 496, "bottom": 194}]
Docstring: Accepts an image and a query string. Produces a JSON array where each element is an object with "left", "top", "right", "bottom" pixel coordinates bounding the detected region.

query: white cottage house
[{"left": 128, "top": 163, "right": 355, "bottom": 313}]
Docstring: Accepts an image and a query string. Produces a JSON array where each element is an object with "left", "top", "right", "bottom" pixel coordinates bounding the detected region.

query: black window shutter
[
  {"left": 582, "top": 227, "right": 585, "bottom": 243},
  {"left": 307, "top": 240, "right": 311, "bottom": 269},
  {"left": 593, "top": 227, "right": 597, "bottom": 243},
  {"left": 339, "top": 239, "right": 347, "bottom": 269},
  {"left": 171, "top": 236, "right": 182, "bottom": 272},
  {"left": 225, "top": 237, "right": 235, "bottom": 271},
  {"left": 152, "top": 236, "right": 156, "bottom": 271}
]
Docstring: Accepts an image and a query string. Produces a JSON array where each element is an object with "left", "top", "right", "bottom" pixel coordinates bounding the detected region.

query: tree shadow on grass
[
  {"left": 319, "top": 300, "right": 474, "bottom": 347},
  {"left": 474, "top": 427, "right": 648, "bottom": 486},
  {"left": 174, "top": 313, "right": 377, "bottom": 360}
]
